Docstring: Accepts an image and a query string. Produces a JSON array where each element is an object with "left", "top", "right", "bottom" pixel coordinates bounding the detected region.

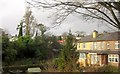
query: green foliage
[
  {"left": 34, "top": 48, "right": 47, "bottom": 60},
  {"left": 29, "top": 35, "right": 63, "bottom": 71},
  {"left": 50, "top": 35, "right": 61, "bottom": 49},
  {"left": 54, "top": 33, "right": 79, "bottom": 71},
  {"left": 2, "top": 34, "right": 51, "bottom": 64},
  {"left": 0, "top": 36, "right": 2, "bottom": 52},
  {"left": 4, "top": 48, "right": 17, "bottom": 64},
  {"left": 2, "top": 33, "right": 9, "bottom": 51},
  {"left": 33, "top": 36, "right": 50, "bottom": 60},
  {"left": 61, "top": 33, "right": 76, "bottom": 61},
  {"left": 53, "top": 58, "right": 65, "bottom": 71},
  {"left": 58, "top": 36, "right": 62, "bottom": 40},
  {"left": 2, "top": 33, "right": 17, "bottom": 64},
  {"left": 16, "top": 36, "right": 35, "bottom": 58},
  {"left": 2, "top": 25, "right": 63, "bottom": 67}
]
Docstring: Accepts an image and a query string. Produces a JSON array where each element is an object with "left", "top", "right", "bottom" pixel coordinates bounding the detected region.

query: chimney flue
[{"left": 93, "top": 30, "right": 98, "bottom": 38}]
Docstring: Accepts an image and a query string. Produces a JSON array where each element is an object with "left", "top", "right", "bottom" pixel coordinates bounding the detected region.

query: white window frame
[
  {"left": 97, "top": 42, "right": 101, "bottom": 50},
  {"left": 115, "top": 41, "right": 119, "bottom": 49},
  {"left": 90, "top": 53, "right": 99, "bottom": 64},
  {"left": 93, "top": 42, "right": 97, "bottom": 50},
  {"left": 83, "top": 43, "right": 86, "bottom": 49},
  {"left": 108, "top": 54, "right": 119, "bottom": 63},
  {"left": 79, "top": 53, "right": 86, "bottom": 59},
  {"left": 101, "top": 42, "right": 105, "bottom": 49},
  {"left": 91, "top": 43, "right": 93, "bottom": 50}
]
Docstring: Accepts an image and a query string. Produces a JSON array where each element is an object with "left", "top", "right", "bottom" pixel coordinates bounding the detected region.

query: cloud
[
  {"left": 0, "top": 0, "right": 117, "bottom": 36},
  {"left": 0, "top": 0, "right": 25, "bottom": 35}
]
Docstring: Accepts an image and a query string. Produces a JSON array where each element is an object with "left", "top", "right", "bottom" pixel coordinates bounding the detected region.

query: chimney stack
[{"left": 93, "top": 30, "right": 98, "bottom": 38}]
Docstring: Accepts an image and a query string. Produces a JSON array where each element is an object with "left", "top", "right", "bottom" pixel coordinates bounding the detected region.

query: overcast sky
[{"left": 0, "top": 0, "right": 117, "bottom": 36}]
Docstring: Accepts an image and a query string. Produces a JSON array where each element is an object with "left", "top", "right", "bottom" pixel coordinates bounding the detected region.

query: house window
[
  {"left": 93, "top": 42, "right": 97, "bottom": 50},
  {"left": 79, "top": 53, "right": 86, "bottom": 59},
  {"left": 115, "top": 41, "right": 120, "bottom": 49},
  {"left": 108, "top": 54, "right": 119, "bottom": 62},
  {"left": 107, "top": 42, "right": 110, "bottom": 49},
  {"left": 101, "top": 42, "right": 105, "bottom": 49},
  {"left": 91, "top": 43, "right": 93, "bottom": 50},
  {"left": 83, "top": 43, "right": 86, "bottom": 49},
  {"left": 97, "top": 42, "right": 101, "bottom": 50},
  {"left": 91, "top": 54, "right": 99, "bottom": 64}
]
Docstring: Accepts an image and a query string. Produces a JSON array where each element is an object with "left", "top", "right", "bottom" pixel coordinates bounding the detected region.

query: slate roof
[
  {"left": 79, "top": 31, "right": 120, "bottom": 42},
  {"left": 78, "top": 50, "right": 120, "bottom": 54}
]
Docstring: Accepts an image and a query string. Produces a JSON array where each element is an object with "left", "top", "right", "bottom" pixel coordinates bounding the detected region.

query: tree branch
[
  {"left": 27, "top": 0, "right": 120, "bottom": 29},
  {"left": 108, "top": 4, "right": 120, "bottom": 28},
  {"left": 74, "top": 10, "right": 118, "bottom": 28}
]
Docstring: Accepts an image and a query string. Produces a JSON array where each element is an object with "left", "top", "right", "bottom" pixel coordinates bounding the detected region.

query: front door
[
  {"left": 90, "top": 53, "right": 99, "bottom": 65},
  {"left": 101, "top": 54, "right": 108, "bottom": 65}
]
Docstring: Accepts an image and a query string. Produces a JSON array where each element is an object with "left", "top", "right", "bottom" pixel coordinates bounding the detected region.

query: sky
[{"left": 0, "top": 0, "right": 118, "bottom": 36}]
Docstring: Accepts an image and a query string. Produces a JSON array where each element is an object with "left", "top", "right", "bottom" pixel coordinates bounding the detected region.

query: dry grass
[
  {"left": 41, "top": 60, "right": 60, "bottom": 72},
  {"left": 41, "top": 59, "right": 81, "bottom": 72}
]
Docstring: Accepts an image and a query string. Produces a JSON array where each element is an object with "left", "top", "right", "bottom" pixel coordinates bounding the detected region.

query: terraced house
[{"left": 77, "top": 30, "right": 120, "bottom": 67}]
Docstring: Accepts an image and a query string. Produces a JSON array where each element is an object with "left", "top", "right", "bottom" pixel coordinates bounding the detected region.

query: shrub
[
  {"left": 95, "top": 65, "right": 120, "bottom": 72},
  {"left": 4, "top": 48, "right": 17, "bottom": 64},
  {"left": 53, "top": 58, "right": 65, "bottom": 71},
  {"left": 16, "top": 36, "right": 35, "bottom": 58}
]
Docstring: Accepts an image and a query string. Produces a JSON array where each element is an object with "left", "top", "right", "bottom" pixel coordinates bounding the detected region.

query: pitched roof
[
  {"left": 79, "top": 31, "right": 120, "bottom": 42},
  {"left": 57, "top": 40, "right": 65, "bottom": 43},
  {"left": 77, "top": 49, "right": 120, "bottom": 54}
]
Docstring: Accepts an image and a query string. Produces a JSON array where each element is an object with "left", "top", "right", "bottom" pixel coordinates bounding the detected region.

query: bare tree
[
  {"left": 36, "top": 24, "right": 49, "bottom": 36},
  {"left": 26, "top": 0, "right": 120, "bottom": 29},
  {"left": 24, "top": 6, "right": 37, "bottom": 36}
]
